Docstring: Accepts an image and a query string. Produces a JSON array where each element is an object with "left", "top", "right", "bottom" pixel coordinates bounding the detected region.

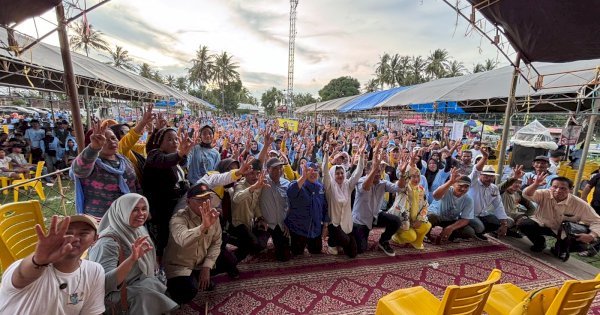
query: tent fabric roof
[
  {"left": 237, "top": 103, "right": 263, "bottom": 112},
  {"left": 468, "top": 0, "right": 600, "bottom": 63},
  {"left": 338, "top": 86, "right": 411, "bottom": 113},
  {"left": 0, "top": 0, "right": 60, "bottom": 25},
  {"left": 0, "top": 29, "right": 216, "bottom": 109}
]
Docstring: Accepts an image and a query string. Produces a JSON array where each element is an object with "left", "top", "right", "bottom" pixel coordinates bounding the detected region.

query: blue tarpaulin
[
  {"left": 338, "top": 86, "right": 412, "bottom": 113},
  {"left": 155, "top": 100, "right": 178, "bottom": 107},
  {"left": 409, "top": 101, "right": 465, "bottom": 114}
]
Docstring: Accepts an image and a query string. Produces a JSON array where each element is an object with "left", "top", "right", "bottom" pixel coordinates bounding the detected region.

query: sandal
[{"left": 578, "top": 250, "right": 597, "bottom": 257}]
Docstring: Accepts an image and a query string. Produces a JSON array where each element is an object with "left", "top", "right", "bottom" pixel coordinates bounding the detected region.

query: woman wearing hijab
[
  {"left": 322, "top": 140, "right": 366, "bottom": 257},
  {"left": 143, "top": 127, "right": 195, "bottom": 259},
  {"left": 89, "top": 193, "right": 178, "bottom": 314},
  {"left": 423, "top": 144, "right": 458, "bottom": 203},
  {"left": 390, "top": 162, "right": 432, "bottom": 250},
  {"left": 71, "top": 121, "right": 141, "bottom": 220}
]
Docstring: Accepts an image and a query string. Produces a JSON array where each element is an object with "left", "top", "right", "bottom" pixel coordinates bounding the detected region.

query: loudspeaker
[{"left": 510, "top": 144, "right": 548, "bottom": 172}]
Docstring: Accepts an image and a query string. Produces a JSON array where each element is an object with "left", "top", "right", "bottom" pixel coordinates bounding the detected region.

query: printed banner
[
  {"left": 451, "top": 121, "right": 464, "bottom": 140},
  {"left": 277, "top": 118, "right": 299, "bottom": 132}
]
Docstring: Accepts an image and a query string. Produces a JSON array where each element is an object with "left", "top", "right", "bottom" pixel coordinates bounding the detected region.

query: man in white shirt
[{"left": 0, "top": 215, "right": 105, "bottom": 315}]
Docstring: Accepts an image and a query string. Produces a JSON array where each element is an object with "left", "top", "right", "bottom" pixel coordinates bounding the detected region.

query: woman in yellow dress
[{"left": 390, "top": 159, "right": 432, "bottom": 249}]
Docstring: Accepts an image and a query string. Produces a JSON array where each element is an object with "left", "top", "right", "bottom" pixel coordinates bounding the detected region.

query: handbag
[
  {"left": 555, "top": 221, "right": 590, "bottom": 262},
  {"left": 98, "top": 235, "right": 129, "bottom": 315}
]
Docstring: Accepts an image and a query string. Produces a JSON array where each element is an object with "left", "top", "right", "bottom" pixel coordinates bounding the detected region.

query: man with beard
[{"left": 188, "top": 125, "right": 221, "bottom": 184}]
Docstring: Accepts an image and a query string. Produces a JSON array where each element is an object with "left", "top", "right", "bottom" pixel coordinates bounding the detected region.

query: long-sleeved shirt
[
  {"left": 468, "top": 168, "right": 508, "bottom": 219},
  {"left": 259, "top": 176, "right": 291, "bottom": 229},
  {"left": 323, "top": 157, "right": 364, "bottom": 234},
  {"left": 499, "top": 178, "right": 535, "bottom": 217},
  {"left": 118, "top": 128, "right": 145, "bottom": 181},
  {"left": 231, "top": 179, "right": 263, "bottom": 228},
  {"left": 352, "top": 177, "right": 400, "bottom": 229},
  {"left": 521, "top": 171, "right": 557, "bottom": 190},
  {"left": 285, "top": 180, "right": 330, "bottom": 238},
  {"left": 526, "top": 190, "right": 600, "bottom": 235},
  {"left": 163, "top": 207, "right": 222, "bottom": 279},
  {"left": 428, "top": 187, "right": 475, "bottom": 221},
  {"left": 187, "top": 145, "right": 221, "bottom": 184}
]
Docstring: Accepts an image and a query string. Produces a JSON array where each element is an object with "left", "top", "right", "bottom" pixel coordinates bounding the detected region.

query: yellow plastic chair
[
  {"left": 375, "top": 269, "right": 502, "bottom": 315},
  {"left": 12, "top": 161, "right": 45, "bottom": 202},
  {"left": 485, "top": 273, "right": 600, "bottom": 315},
  {"left": 0, "top": 200, "right": 44, "bottom": 271},
  {"left": 0, "top": 176, "right": 10, "bottom": 195}
]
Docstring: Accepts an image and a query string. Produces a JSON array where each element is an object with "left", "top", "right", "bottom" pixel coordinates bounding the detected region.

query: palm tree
[
  {"left": 426, "top": 49, "right": 449, "bottom": 79},
  {"left": 188, "top": 45, "right": 214, "bottom": 92},
  {"left": 446, "top": 60, "right": 466, "bottom": 77},
  {"left": 107, "top": 45, "right": 136, "bottom": 71},
  {"left": 139, "top": 63, "right": 153, "bottom": 78},
  {"left": 395, "top": 56, "right": 412, "bottom": 86},
  {"left": 175, "top": 77, "right": 188, "bottom": 91},
  {"left": 387, "top": 54, "right": 402, "bottom": 88},
  {"left": 365, "top": 79, "right": 379, "bottom": 92},
  {"left": 375, "top": 53, "right": 390, "bottom": 90},
  {"left": 409, "top": 56, "right": 427, "bottom": 85},
  {"left": 483, "top": 58, "right": 498, "bottom": 71},
  {"left": 473, "top": 63, "right": 485, "bottom": 73},
  {"left": 69, "top": 21, "right": 110, "bottom": 57},
  {"left": 165, "top": 75, "right": 175, "bottom": 87},
  {"left": 212, "top": 51, "right": 240, "bottom": 91},
  {"left": 152, "top": 71, "right": 163, "bottom": 84}
]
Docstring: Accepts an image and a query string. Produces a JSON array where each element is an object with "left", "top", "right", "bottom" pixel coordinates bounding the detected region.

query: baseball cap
[
  {"left": 268, "top": 150, "right": 279, "bottom": 156},
  {"left": 457, "top": 176, "right": 472, "bottom": 186},
  {"left": 61, "top": 214, "right": 98, "bottom": 231},
  {"left": 533, "top": 155, "right": 550, "bottom": 163},
  {"left": 306, "top": 161, "right": 319, "bottom": 169},
  {"left": 187, "top": 183, "right": 215, "bottom": 199},
  {"left": 266, "top": 157, "right": 284, "bottom": 169}
]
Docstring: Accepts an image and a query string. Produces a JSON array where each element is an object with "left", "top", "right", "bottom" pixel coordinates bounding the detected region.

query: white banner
[{"left": 451, "top": 121, "right": 464, "bottom": 140}]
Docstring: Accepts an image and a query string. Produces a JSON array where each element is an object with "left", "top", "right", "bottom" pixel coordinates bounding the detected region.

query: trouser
[
  {"left": 229, "top": 224, "right": 268, "bottom": 261},
  {"left": 517, "top": 218, "right": 587, "bottom": 252},
  {"left": 167, "top": 270, "right": 201, "bottom": 305},
  {"left": 266, "top": 225, "right": 291, "bottom": 262},
  {"left": 147, "top": 199, "right": 178, "bottom": 258},
  {"left": 290, "top": 231, "right": 322, "bottom": 255},
  {"left": 213, "top": 247, "right": 238, "bottom": 276},
  {"left": 392, "top": 221, "right": 432, "bottom": 249},
  {"left": 30, "top": 147, "right": 43, "bottom": 163},
  {"left": 469, "top": 214, "right": 501, "bottom": 234},
  {"left": 327, "top": 224, "right": 358, "bottom": 258},
  {"left": 352, "top": 211, "right": 401, "bottom": 254},
  {"left": 44, "top": 155, "right": 58, "bottom": 173},
  {"left": 427, "top": 214, "right": 476, "bottom": 239}
]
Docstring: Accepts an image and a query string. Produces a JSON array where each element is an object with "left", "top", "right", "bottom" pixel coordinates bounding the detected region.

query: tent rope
[{"left": 524, "top": 64, "right": 533, "bottom": 124}]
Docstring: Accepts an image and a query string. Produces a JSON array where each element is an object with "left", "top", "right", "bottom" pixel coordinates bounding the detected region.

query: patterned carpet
[{"left": 176, "top": 228, "right": 599, "bottom": 315}]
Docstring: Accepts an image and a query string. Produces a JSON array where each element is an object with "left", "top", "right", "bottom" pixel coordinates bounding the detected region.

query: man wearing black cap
[
  {"left": 230, "top": 159, "right": 270, "bottom": 261},
  {"left": 164, "top": 183, "right": 222, "bottom": 305},
  {"left": 0, "top": 215, "right": 105, "bottom": 314},
  {"left": 188, "top": 125, "right": 221, "bottom": 184},
  {"left": 521, "top": 155, "right": 557, "bottom": 190},
  {"left": 428, "top": 168, "right": 477, "bottom": 242},
  {"left": 54, "top": 120, "right": 71, "bottom": 148},
  {"left": 259, "top": 157, "right": 292, "bottom": 261}
]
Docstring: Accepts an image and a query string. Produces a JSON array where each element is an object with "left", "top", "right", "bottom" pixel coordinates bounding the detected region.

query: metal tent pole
[
  {"left": 56, "top": 3, "right": 85, "bottom": 153},
  {"left": 496, "top": 54, "right": 521, "bottom": 184},
  {"left": 84, "top": 86, "right": 91, "bottom": 129},
  {"left": 574, "top": 90, "right": 598, "bottom": 196}
]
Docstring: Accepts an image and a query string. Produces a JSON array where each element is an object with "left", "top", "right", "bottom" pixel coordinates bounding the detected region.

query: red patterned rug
[{"left": 176, "top": 228, "right": 599, "bottom": 315}]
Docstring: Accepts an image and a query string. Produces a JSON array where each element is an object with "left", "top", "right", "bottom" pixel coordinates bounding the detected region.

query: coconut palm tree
[
  {"left": 375, "top": 53, "right": 391, "bottom": 90},
  {"left": 188, "top": 45, "right": 214, "bottom": 92},
  {"left": 175, "top": 77, "right": 188, "bottom": 91},
  {"left": 212, "top": 51, "right": 240, "bottom": 91},
  {"left": 409, "top": 56, "right": 427, "bottom": 85},
  {"left": 365, "top": 78, "right": 379, "bottom": 92},
  {"left": 483, "top": 58, "right": 498, "bottom": 71},
  {"left": 426, "top": 49, "right": 449, "bottom": 79},
  {"left": 395, "top": 55, "right": 412, "bottom": 86},
  {"left": 165, "top": 75, "right": 176, "bottom": 87},
  {"left": 139, "top": 63, "right": 153, "bottom": 79},
  {"left": 107, "top": 45, "right": 136, "bottom": 71},
  {"left": 446, "top": 60, "right": 466, "bottom": 77},
  {"left": 69, "top": 21, "right": 110, "bottom": 57},
  {"left": 152, "top": 71, "right": 164, "bottom": 84}
]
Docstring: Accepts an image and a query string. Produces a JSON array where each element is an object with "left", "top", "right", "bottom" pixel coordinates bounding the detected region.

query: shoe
[
  {"left": 474, "top": 233, "right": 488, "bottom": 241},
  {"left": 579, "top": 250, "right": 598, "bottom": 258},
  {"left": 530, "top": 244, "right": 545, "bottom": 252},
  {"left": 378, "top": 242, "right": 396, "bottom": 257},
  {"left": 45, "top": 182, "right": 55, "bottom": 187},
  {"left": 327, "top": 246, "right": 338, "bottom": 255},
  {"left": 550, "top": 246, "right": 570, "bottom": 262},
  {"left": 506, "top": 230, "right": 523, "bottom": 238},
  {"left": 227, "top": 267, "right": 240, "bottom": 279}
]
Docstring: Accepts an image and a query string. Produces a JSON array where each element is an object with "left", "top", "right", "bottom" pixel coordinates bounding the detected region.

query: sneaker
[
  {"left": 550, "top": 246, "right": 570, "bottom": 262},
  {"left": 578, "top": 250, "right": 597, "bottom": 258},
  {"left": 474, "top": 233, "right": 488, "bottom": 241},
  {"left": 327, "top": 246, "right": 338, "bottom": 255},
  {"left": 378, "top": 242, "right": 396, "bottom": 257}
]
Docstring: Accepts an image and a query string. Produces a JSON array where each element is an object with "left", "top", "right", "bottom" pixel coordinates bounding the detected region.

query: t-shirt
[
  {"left": 0, "top": 156, "right": 12, "bottom": 169},
  {"left": 428, "top": 187, "right": 475, "bottom": 221},
  {"left": 0, "top": 259, "right": 105, "bottom": 315},
  {"left": 24, "top": 128, "right": 45, "bottom": 148}
]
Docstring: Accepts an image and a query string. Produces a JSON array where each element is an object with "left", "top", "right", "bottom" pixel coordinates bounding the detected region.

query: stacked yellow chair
[
  {"left": 0, "top": 200, "right": 44, "bottom": 271},
  {"left": 375, "top": 269, "right": 502, "bottom": 315},
  {"left": 12, "top": 161, "right": 46, "bottom": 202},
  {"left": 484, "top": 273, "right": 600, "bottom": 315}
]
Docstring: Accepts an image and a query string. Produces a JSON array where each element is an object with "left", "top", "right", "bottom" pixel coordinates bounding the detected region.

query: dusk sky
[{"left": 15, "top": 0, "right": 504, "bottom": 98}]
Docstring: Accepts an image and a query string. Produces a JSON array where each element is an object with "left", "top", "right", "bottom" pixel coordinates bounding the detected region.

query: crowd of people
[{"left": 2, "top": 106, "right": 600, "bottom": 314}]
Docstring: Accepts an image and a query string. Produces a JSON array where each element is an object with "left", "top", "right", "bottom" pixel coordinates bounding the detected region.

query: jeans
[
  {"left": 352, "top": 211, "right": 401, "bottom": 254},
  {"left": 469, "top": 214, "right": 501, "bottom": 234},
  {"left": 428, "top": 213, "right": 476, "bottom": 239}
]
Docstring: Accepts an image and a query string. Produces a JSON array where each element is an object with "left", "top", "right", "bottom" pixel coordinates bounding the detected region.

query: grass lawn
[{"left": 546, "top": 237, "right": 600, "bottom": 269}]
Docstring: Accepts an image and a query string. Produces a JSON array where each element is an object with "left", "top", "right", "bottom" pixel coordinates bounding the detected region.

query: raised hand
[
  {"left": 251, "top": 170, "right": 271, "bottom": 191},
  {"left": 178, "top": 133, "right": 194, "bottom": 157},
  {"left": 129, "top": 236, "right": 154, "bottom": 261},
  {"left": 200, "top": 199, "right": 220, "bottom": 229},
  {"left": 33, "top": 216, "right": 75, "bottom": 265},
  {"left": 448, "top": 167, "right": 460, "bottom": 184},
  {"left": 90, "top": 119, "right": 107, "bottom": 150},
  {"left": 399, "top": 153, "right": 411, "bottom": 174},
  {"left": 481, "top": 147, "right": 489, "bottom": 158},
  {"left": 140, "top": 103, "right": 155, "bottom": 126},
  {"left": 533, "top": 173, "right": 548, "bottom": 186},
  {"left": 156, "top": 113, "right": 167, "bottom": 130},
  {"left": 238, "top": 155, "right": 252, "bottom": 175},
  {"left": 513, "top": 164, "right": 525, "bottom": 179}
]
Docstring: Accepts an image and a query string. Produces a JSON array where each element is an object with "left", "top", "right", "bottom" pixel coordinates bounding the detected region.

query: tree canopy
[{"left": 319, "top": 76, "right": 360, "bottom": 101}]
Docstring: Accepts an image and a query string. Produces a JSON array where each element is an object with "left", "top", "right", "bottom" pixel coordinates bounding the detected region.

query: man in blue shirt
[
  {"left": 259, "top": 157, "right": 292, "bottom": 262},
  {"left": 521, "top": 155, "right": 557, "bottom": 190},
  {"left": 285, "top": 162, "right": 329, "bottom": 256},
  {"left": 428, "top": 169, "right": 476, "bottom": 242},
  {"left": 351, "top": 143, "right": 401, "bottom": 257}
]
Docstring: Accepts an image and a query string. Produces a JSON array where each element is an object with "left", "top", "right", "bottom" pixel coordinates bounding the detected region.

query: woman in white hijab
[
  {"left": 89, "top": 193, "right": 178, "bottom": 314},
  {"left": 322, "top": 140, "right": 366, "bottom": 258}
]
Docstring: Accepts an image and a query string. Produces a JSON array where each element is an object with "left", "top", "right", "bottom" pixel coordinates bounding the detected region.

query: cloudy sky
[{"left": 16, "top": 0, "right": 504, "bottom": 98}]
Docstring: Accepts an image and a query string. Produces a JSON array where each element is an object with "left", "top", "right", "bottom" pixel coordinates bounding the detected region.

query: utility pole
[{"left": 286, "top": 0, "right": 299, "bottom": 118}]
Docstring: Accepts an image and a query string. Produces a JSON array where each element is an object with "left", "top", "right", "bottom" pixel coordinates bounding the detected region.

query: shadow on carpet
[{"left": 176, "top": 228, "right": 599, "bottom": 315}]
